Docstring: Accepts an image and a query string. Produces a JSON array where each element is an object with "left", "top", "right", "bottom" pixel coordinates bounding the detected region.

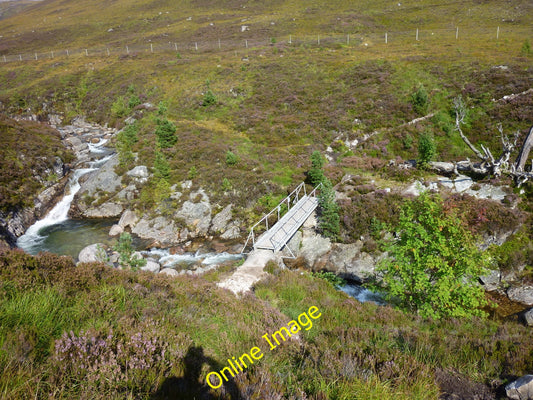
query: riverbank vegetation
[
  {"left": 0, "top": 116, "right": 74, "bottom": 211},
  {"left": 0, "top": 249, "right": 532, "bottom": 399}
]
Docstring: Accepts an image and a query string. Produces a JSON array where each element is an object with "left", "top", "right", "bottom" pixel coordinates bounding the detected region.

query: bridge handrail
[{"left": 241, "top": 182, "right": 322, "bottom": 254}]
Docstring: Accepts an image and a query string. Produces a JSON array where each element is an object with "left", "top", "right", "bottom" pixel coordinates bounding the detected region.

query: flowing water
[
  {"left": 16, "top": 140, "right": 116, "bottom": 259},
  {"left": 340, "top": 283, "right": 385, "bottom": 305}
]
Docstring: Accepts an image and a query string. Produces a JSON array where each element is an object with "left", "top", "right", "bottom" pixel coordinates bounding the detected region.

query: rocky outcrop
[
  {"left": 132, "top": 215, "right": 180, "bottom": 246},
  {"left": 508, "top": 286, "right": 533, "bottom": 306},
  {"left": 69, "top": 154, "right": 122, "bottom": 218},
  {"left": 506, "top": 375, "right": 533, "bottom": 400},
  {"left": 118, "top": 210, "right": 138, "bottom": 229},
  {"left": 174, "top": 189, "right": 212, "bottom": 236}
]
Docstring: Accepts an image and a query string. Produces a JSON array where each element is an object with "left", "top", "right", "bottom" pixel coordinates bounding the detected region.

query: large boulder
[
  {"left": 83, "top": 202, "right": 123, "bottom": 218},
  {"left": 506, "top": 375, "right": 533, "bottom": 400},
  {"left": 126, "top": 166, "right": 149, "bottom": 183},
  {"left": 141, "top": 259, "right": 161, "bottom": 273},
  {"left": 210, "top": 204, "right": 233, "bottom": 234},
  {"left": 70, "top": 154, "right": 122, "bottom": 217},
  {"left": 118, "top": 210, "right": 138, "bottom": 229},
  {"left": 109, "top": 224, "right": 123, "bottom": 236},
  {"left": 508, "top": 286, "right": 533, "bottom": 306},
  {"left": 78, "top": 243, "right": 107, "bottom": 263},
  {"left": 132, "top": 215, "right": 179, "bottom": 245},
  {"left": 174, "top": 190, "right": 212, "bottom": 236},
  {"left": 300, "top": 235, "right": 331, "bottom": 267},
  {"left": 479, "top": 269, "right": 501, "bottom": 291}
]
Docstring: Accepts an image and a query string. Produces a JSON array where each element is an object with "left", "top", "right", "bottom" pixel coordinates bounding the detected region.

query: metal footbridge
[{"left": 241, "top": 182, "right": 322, "bottom": 258}]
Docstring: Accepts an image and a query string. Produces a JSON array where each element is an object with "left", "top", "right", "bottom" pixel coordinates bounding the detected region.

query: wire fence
[{"left": 1, "top": 25, "right": 529, "bottom": 63}]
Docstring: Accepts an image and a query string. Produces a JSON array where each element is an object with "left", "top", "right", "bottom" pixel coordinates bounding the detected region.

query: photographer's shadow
[{"left": 152, "top": 345, "right": 241, "bottom": 400}]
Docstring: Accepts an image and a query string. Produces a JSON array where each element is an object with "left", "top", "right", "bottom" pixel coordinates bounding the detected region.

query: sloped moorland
[{"left": 0, "top": 0, "right": 532, "bottom": 398}]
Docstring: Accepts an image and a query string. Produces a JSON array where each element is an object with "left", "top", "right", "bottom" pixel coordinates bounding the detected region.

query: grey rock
[
  {"left": 505, "top": 375, "right": 533, "bottom": 400},
  {"left": 109, "top": 224, "right": 123, "bottom": 236},
  {"left": 454, "top": 175, "right": 473, "bottom": 192},
  {"left": 118, "top": 210, "right": 138, "bottom": 229},
  {"left": 437, "top": 176, "right": 455, "bottom": 189},
  {"left": 403, "top": 180, "right": 424, "bottom": 196},
  {"left": 117, "top": 185, "right": 137, "bottom": 201},
  {"left": 508, "top": 286, "right": 533, "bottom": 306},
  {"left": 210, "top": 205, "right": 233, "bottom": 234},
  {"left": 141, "top": 260, "right": 161, "bottom": 273},
  {"left": 83, "top": 202, "right": 123, "bottom": 218},
  {"left": 174, "top": 191, "right": 211, "bottom": 236},
  {"left": 75, "top": 154, "right": 122, "bottom": 198},
  {"left": 160, "top": 268, "right": 180, "bottom": 277},
  {"left": 182, "top": 180, "right": 193, "bottom": 190},
  {"left": 300, "top": 235, "right": 332, "bottom": 267},
  {"left": 480, "top": 269, "right": 501, "bottom": 291},
  {"left": 524, "top": 308, "right": 533, "bottom": 327},
  {"left": 78, "top": 243, "right": 107, "bottom": 263},
  {"left": 132, "top": 216, "right": 179, "bottom": 245},
  {"left": 126, "top": 166, "right": 149, "bottom": 183},
  {"left": 345, "top": 252, "right": 376, "bottom": 282},
  {"left": 221, "top": 224, "right": 241, "bottom": 240},
  {"left": 467, "top": 183, "right": 507, "bottom": 201}
]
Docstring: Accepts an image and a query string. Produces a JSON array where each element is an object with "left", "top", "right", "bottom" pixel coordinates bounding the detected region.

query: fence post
[
  {"left": 174, "top": 42, "right": 178, "bottom": 51},
  {"left": 66, "top": 49, "right": 69, "bottom": 57},
  {"left": 195, "top": 42, "right": 198, "bottom": 51},
  {"left": 318, "top": 34, "right": 320, "bottom": 45},
  {"left": 456, "top": 26, "right": 459, "bottom": 40},
  {"left": 19, "top": 54, "right": 22, "bottom": 61},
  {"left": 416, "top": 28, "right": 419, "bottom": 41},
  {"left": 85, "top": 49, "right": 88, "bottom": 56},
  {"left": 347, "top": 34, "right": 350, "bottom": 45},
  {"left": 385, "top": 32, "right": 388, "bottom": 44},
  {"left": 107, "top": 48, "right": 110, "bottom": 56},
  {"left": 496, "top": 26, "right": 500, "bottom": 40},
  {"left": 35, "top": 53, "right": 38, "bottom": 60},
  {"left": 150, "top": 43, "right": 153, "bottom": 53},
  {"left": 218, "top": 38, "right": 221, "bottom": 49},
  {"left": 126, "top": 45, "right": 129, "bottom": 54},
  {"left": 245, "top": 39, "right": 248, "bottom": 48},
  {"left": 51, "top": 51, "right": 54, "bottom": 59},
  {"left": 289, "top": 34, "right": 292, "bottom": 44}
]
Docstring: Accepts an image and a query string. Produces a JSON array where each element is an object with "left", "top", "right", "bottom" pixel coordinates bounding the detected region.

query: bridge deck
[{"left": 254, "top": 195, "right": 318, "bottom": 252}]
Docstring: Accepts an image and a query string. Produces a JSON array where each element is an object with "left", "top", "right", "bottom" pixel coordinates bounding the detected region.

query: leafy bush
[
  {"left": 111, "top": 96, "right": 128, "bottom": 118},
  {"left": 370, "top": 193, "right": 488, "bottom": 319},
  {"left": 112, "top": 233, "right": 146, "bottom": 270},
  {"left": 417, "top": 131, "right": 436, "bottom": 168},
  {"left": 410, "top": 85, "right": 429, "bottom": 115},
  {"left": 312, "top": 271, "right": 346, "bottom": 288},
  {"left": 155, "top": 118, "right": 177, "bottom": 148}
]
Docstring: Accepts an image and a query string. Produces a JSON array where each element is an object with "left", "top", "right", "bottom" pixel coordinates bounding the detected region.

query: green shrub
[
  {"left": 370, "top": 192, "right": 488, "bottom": 319},
  {"left": 410, "top": 85, "right": 429, "bottom": 115},
  {"left": 155, "top": 118, "right": 177, "bottom": 148},
  {"left": 308, "top": 150, "right": 325, "bottom": 186},
  {"left": 128, "top": 94, "right": 141, "bottom": 109},
  {"left": 521, "top": 39, "right": 531, "bottom": 56},
  {"left": 417, "top": 132, "right": 436, "bottom": 169},
  {"left": 225, "top": 151, "right": 239, "bottom": 166},
  {"left": 318, "top": 178, "right": 340, "bottom": 240},
  {"left": 312, "top": 271, "right": 346, "bottom": 288},
  {"left": 111, "top": 96, "right": 128, "bottom": 118},
  {"left": 154, "top": 151, "right": 171, "bottom": 181},
  {"left": 112, "top": 233, "right": 146, "bottom": 270}
]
